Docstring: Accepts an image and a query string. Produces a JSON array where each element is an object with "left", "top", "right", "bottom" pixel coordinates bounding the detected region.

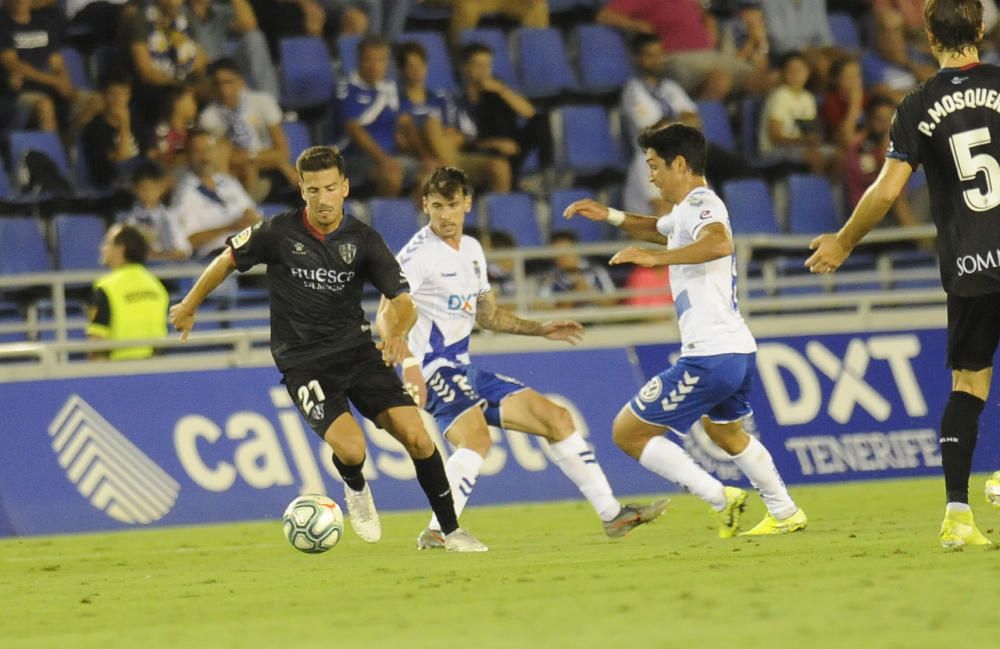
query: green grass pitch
[{"left": 2, "top": 475, "right": 999, "bottom": 649}]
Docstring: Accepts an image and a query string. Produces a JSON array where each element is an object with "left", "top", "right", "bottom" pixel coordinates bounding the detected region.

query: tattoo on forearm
[{"left": 476, "top": 296, "right": 543, "bottom": 335}]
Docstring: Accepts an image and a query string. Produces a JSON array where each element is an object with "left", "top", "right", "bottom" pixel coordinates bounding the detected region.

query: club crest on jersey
[
  {"left": 339, "top": 243, "right": 357, "bottom": 264},
  {"left": 472, "top": 260, "right": 481, "bottom": 278}
]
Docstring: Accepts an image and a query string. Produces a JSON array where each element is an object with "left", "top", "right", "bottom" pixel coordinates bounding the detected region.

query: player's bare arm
[
  {"left": 806, "top": 158, "right": 912, "bottom": 274},
  {"left": 611, "top": 222, "right": 733, "bottom": 267},
  {"left": 476, "top": 290, "right": 583, "bottom": 344},
  {"left": 375, "top": 292, "right": 417, "bottom": 365},
  {"left": 562, "top": 198, "right": 669, "bottom": 244},
  {"left": 169, "top": 250, "right": 237, "bottom": 341},
  {"left": 376, "top": 294, "right": 426, "bottom": 406}
]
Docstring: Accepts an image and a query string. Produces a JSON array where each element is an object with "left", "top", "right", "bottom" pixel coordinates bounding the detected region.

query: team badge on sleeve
[{"left": 231, "top": 225, "right": 255, "bottom": 249}]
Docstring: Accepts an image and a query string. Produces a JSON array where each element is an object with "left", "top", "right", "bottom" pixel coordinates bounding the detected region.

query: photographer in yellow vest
[{"left": 87, "top": 224, "right": 169, "bottom": 360}]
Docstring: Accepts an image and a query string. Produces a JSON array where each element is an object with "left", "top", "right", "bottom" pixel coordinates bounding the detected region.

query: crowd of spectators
[{"left": 4, "top": 0, "right": 987, "bottom": 337}]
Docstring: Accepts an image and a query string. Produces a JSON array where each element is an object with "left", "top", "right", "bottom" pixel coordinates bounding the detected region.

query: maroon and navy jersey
[
  {"left": 227, "top": 209, "right": 409, "bottom": 371},
  {"left": 888, "top": 63, "right": 1000, "bottom": 296}
]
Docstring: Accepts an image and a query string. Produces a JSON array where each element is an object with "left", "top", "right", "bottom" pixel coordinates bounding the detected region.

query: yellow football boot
[
  {"left": 984, "top": 471, "right": 1000, "bottom": 508},
  {"left": 940, "top": 509, "right": 992, "bottom": 549},
  {"left": 717, "top": 486, "right": 748, "bottom": 538},
  {"left": 739, "top": 508, "right": 808, "bottom": 536}
]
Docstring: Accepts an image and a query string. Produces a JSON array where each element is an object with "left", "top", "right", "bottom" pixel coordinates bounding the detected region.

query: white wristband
[
  {"left": 401, "top": 357, "right": 420, "bottom": 369},
  {"left": 606, "top": 208, "right": 625, "bottom": 227}
]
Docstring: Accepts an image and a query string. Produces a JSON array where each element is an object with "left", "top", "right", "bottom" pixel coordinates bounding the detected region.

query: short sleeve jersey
[
  {"left": 888, "top": 63, "right": 1000, "bottom": 296},
  {"left": 0, "top": 7, "right": 63, "bottom": 72},
  {"left": 399, "top": 89, "right": 457, "bottom": 129},
  {"left": 227, "top": 209, "right": 410, "bottom": 371},
  {"left": 337, "top": 72, "right": 400, "bottom": 154},
  {"left": 656, "top": 187, "right": 756, "bottom": 357},
  {"left": 396, "top": 226, "right": 490, "bottom": 378}
]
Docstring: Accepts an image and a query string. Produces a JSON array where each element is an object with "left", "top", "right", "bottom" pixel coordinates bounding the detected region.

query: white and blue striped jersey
[
  {"left": 656, "top": 187, "right": 756, "bottom": 357},
  {"left": 396, "top": 226, "right": 491, "bottom": 378}
]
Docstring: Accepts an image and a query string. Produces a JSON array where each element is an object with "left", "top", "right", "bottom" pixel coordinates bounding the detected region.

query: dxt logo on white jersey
[
  {"left": 49, "top": 395, "right": 179, "bottom": 524},
  {"left": 447, "top": 293, "right": 477, "bottom": 314}
]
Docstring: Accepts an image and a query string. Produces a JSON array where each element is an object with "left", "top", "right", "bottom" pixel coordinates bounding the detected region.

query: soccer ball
[
  {"left": 282, "top": 494, "right": 344, "bottom": 553},
  {"left": 986, "top": 471, "right": 1000, "bottom": 509}
]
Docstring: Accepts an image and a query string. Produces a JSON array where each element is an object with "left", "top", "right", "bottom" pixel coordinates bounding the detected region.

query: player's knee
[
  {"left": 611, "top": 408, "right": 651, "bottom": 458},
  {"left": 543, "top": 404, "right": 574, "bottom": 442},
  {"left": 462, "top": 427, "right": 492, "bottom": 456},
  {"left": 702, "top": 419, "right": 749, "bottom": 455},
  {"left": 396, "top": 425, "right": 434, "bottom": 457}
]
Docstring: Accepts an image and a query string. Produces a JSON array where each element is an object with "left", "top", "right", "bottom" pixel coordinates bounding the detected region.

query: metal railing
[{"left": 0, "top": 226, "right": 944, "bottom": 374}]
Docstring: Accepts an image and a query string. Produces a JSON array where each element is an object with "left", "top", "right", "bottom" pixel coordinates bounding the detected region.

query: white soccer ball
[
  {"left": 986, "top": 471, "right": 1000, "bottom": 509},
  {"left": 283, "top": 494, "right": 344, "bottom": 553}
]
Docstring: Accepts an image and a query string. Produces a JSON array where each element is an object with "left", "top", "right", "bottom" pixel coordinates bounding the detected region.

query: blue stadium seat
[
  {"left": 888, "top": 249, "right": 941, "bottom": 289},
  {"left": 787, "top": 174, "right": 841, "bottom": 234},
  {"left": 59, "top": 47, "right": 92, "bottom": 91},
  {"left": 860, "top": 51, "right": 890, "bottom": 90},
  {"left": 832, "top": 253, "right": 883, "bottom": 292},
  {"left": 829, "top": 13, "right": 862, "bottom": 50},
  {"left": 513, "top": 28, "right": 577, "bottom": 99},
  {"left": 721, "top": 179, "right": 779, "bottom": 234},
  {"left": 745, "top": 259, "right": 771, "bottom": 299},
  {"left": 739, "top": 97, "right": 764, "bottom": 164},
  {"left": 0, "top": 217, "right": 52, "bottom": 274},
  {"left": 775, "top": 256, "right": 825, "bottom": 296},
  {"left": 369, "top": 198, "right": 422, "bottom": 254},
  {"left": 573, "top": 25, "right": 630, "bottom": 95},
  {"left": 337, "top": 34, "right": 362, "bottom": 77},
  {"left": 558, "top": 105, "right": 625, "bottom": 178},
  {"left": 282, "top": 121, "right": 312, "bottom": 165},
  {"left": 279, "top": 37, "right": 336, "bottom": 110},
  {"left": 0, "top": 164, "right": 12, "bottom": 199},
  {"left": 549, "top": 188, "right": 607, "bottom": 242},
  {"left": 483, "top": 192, "right": 543, "bottom": 246},
  {"left": 697, "top": 100, "right": 737, "bottom": 152},
  {"left": 8, "top": 130, "right": 71, "bottom": 177},
  {"left": 0, "top": 301, "right": 26, "bottom": 343},
  {"left": 53, "top": 214, "right": 106, "bottom": 271},
  {"left": 458, "top": 28, "right": 517, "bottom": 88},
  {"left": 32, "top": 299, "right": 88, "bottom": 341},
  {"left": 398, "top": 31, "right": 456, "bottom": 93}
]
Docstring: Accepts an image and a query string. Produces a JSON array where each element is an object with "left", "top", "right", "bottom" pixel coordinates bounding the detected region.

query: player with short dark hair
[
  {"left": 382, "top": 166, "right": 668, "bottom": 548},
  {"left": 564, "top": 123, "right": 806, "bottom": 537},
  {"left": 169, "top": 146, "right": 487, "bottom": 552},
  {"left": 806, "top": 0, "right": 999, "bottom": 549}
]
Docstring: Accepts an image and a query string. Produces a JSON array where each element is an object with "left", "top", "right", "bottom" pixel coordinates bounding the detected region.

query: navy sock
[
  {"left": 332, "top": 453, "right": 366, "bottom": 492},
  {"left": 412, "top": 448, "right": 458, "bottom": 535},
  {"left": 940, "top": 391, "right": 984, "bottom": 504}
]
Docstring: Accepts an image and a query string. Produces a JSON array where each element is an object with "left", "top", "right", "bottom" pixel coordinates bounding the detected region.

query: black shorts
[
  {"left": 946, "top": 292, "right": 1000, "bottom": 371},
  {"left": 282, "top": 343, "right": 415, "bottom": 437}
]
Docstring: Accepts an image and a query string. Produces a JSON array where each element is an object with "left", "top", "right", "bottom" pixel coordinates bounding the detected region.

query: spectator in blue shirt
[
  {"left": 396, "top": 40, "right": 511, "bottom": 194},
  {"left": 337, "top": 34, "right": 420, "bottom": 197}
]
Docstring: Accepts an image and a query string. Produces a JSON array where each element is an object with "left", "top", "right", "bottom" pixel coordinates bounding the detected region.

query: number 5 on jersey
[{"left": 949, "top": 127, "right": 1000, "bottom": 211}]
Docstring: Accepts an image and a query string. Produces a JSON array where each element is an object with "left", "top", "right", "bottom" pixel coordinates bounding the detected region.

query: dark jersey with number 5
[
  {"left": 226, "top": 209, "right": 409, "bottom": 371},
  {"left": 888, "top": 63, "right": 1000, "bottom": 296}
]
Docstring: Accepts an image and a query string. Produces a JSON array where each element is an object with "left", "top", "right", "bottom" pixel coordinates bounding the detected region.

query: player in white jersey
[
  {"left": 564, "top": 123, "right": 806, "bottom": 536},
  {"left": 379, "top": 166, "right": 669, "bottom": 549}
]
